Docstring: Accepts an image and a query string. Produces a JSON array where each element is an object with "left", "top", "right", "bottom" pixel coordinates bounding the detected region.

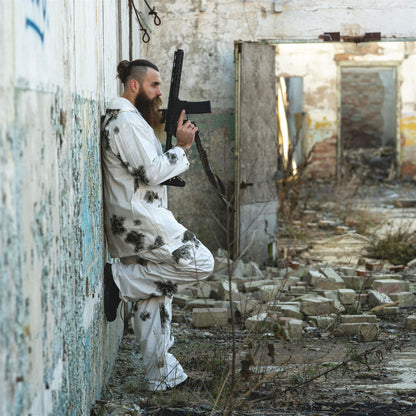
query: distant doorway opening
[{"left": 340, "top": 66, "right": 397, "bottom": 180}]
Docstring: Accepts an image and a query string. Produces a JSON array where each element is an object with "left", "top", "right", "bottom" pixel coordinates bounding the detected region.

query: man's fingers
[{"left": 177, "top": 109, "right": 186, "bottom": 125}]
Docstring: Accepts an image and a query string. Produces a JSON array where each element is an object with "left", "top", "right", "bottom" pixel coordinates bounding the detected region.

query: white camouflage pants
[{"left": 111, "top": 237, "right": 214, "bottom": 391}]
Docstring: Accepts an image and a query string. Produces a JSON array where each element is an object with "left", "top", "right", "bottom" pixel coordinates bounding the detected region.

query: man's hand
[{"left": 176, "top": 109, "right": 198, "bottom": 151}]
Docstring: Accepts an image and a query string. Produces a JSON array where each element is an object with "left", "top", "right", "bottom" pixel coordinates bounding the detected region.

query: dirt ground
[{"left": 92, "top": 180, "right": 416, "bottom": 416}]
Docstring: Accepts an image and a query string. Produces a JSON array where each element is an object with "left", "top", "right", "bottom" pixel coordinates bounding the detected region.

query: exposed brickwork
[
  {"left": 401, "top": 160, "right": 416, "bottom": 177},
  {"left": 307, "top": 135, "right": 337, "bottom": 178},
  {"left": 341, "top": 69, "right": 385, "bottom": 149}
]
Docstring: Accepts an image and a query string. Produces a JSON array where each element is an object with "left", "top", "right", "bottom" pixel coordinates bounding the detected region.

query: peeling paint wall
[
  {"left": 141, "top": 1, "right": 416, "bottom": 248},
  {"left": 0, "top": 1, "right": 136, "bottom": 415}
]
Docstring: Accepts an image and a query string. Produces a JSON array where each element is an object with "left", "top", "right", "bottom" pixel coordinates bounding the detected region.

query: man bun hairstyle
[{"left": 117, "top": 59, "right": 159, "bottom": 85}]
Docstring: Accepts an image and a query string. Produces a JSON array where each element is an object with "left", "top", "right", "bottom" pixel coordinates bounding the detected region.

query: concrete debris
[
  {"left": 172, "top": 253, "right": 416, "bottom": 343},
  {"left": 405, "top": 314, "right": 416, "bottom": 330},
  {"left": 192, "top": 307, "right": 228, "bottom": 328}
]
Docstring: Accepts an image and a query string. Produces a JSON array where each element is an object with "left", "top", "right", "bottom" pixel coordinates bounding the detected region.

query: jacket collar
[{"left": 108, "top": 97, "right": 139, "bottom": 114}]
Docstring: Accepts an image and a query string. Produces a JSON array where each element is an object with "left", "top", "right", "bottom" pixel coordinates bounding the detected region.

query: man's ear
[{"left": 129, "top": 79, "right": 139, "bottom": 93}]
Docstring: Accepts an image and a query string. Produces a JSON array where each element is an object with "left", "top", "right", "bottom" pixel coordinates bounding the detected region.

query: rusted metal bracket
[
  {"left": 319, "top": 32, "right": 341, "bottom": 42},
  {"left": 319, "top": 32, "right": 381, "bottom": 43}
]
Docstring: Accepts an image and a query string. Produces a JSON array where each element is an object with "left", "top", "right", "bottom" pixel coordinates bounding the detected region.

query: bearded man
[{"left": 101, "top": 59, "right": 214, "bottom": 391}]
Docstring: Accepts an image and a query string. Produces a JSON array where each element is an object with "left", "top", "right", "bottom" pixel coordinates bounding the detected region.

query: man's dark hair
[{"left": 117, "top": 59, "right": 159, "bottom": 85}]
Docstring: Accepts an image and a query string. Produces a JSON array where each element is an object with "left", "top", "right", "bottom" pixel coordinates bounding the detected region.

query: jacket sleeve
[{"left": 111, "top": 119, "right": 190, "bottom": 186}]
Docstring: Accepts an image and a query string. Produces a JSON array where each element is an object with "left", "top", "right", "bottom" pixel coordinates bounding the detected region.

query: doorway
[{"left": 340, "top": 66, "right": 397, "bottom": 180}]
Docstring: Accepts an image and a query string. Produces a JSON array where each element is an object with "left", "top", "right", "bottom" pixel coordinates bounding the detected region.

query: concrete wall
[
  {"left": 141, "top": 1, "right": 416, "bottom": 249},
  {"left": 0, "top": 1, "right": 134, "bottom": 414}
]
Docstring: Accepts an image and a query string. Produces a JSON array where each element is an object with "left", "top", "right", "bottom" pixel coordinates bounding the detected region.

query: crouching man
[{"left": 101, "top": 58, "right": 214, "bottom": 391}]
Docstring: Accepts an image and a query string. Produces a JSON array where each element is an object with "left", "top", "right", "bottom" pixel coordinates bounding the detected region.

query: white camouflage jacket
[{"left": 101, "top": 97, "right": 191, "bottom": 260}]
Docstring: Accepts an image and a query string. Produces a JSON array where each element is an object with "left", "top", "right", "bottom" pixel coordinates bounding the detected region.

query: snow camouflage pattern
[
  {"left": 101, "top": 97, "right": 191, "bottom": 259},
  {"left": 102, "top": 97, "right": 215, "bottom": 392}
]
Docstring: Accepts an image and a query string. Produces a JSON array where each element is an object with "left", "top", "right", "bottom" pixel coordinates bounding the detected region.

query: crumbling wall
[
  {"left": 0, "top": 1, "right": 133, "bottom": 415},
  {"left": 276, "top": 41, "right": 416, "bottom": 179},
  {"left": 142, "top": 1, "right": 416, "bottom": 247}
]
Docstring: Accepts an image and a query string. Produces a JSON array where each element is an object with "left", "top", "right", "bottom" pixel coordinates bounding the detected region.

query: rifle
[
  {"left": 160, "top": 49, "right": 210, "bottom": 186},
  {"left": 161, "top": 49, "right": 228, "bottom": 207}
]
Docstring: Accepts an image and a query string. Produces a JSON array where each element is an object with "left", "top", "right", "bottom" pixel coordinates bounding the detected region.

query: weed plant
[{"left": 368, "top": 228, "right": 416, "bottom": 265}]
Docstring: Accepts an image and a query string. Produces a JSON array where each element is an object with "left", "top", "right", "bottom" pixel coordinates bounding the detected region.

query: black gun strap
[{"left": 194, "top": 132, "right": 231, "bottom": 208}]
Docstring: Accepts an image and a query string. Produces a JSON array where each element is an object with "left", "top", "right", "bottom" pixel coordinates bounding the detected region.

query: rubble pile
[{"left": 173, "top": 253, "right": 416, "bottom": 343}]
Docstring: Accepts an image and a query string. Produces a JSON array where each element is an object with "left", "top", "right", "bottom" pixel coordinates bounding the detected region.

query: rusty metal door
[{"left": 234, "top": 41, "right": 278, "bottom": 265}]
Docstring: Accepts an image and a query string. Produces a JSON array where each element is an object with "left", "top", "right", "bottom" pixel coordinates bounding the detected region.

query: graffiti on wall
[{"left": 25, "top": 0, "right": 49, "bottom": 43}]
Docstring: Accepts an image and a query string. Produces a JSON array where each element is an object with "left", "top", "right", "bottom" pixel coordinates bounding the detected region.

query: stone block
[
  {"left": 288, "top": 285, "right": 306, "bottom": 295},
  {"left": 342, "top": 276, "right": 366, "bottom": 291},
  {"left": 269, "top": 301, "right": 300, "bottom": 312},
  {"left": 173, "top": 294, "right": 192, "bottom": 308},
  {"left": 279, "top": 305, "right": 304, "bottom": 320},
  {"left": 287, "top": 319, "right": 304, "bottom": 341},
  {"left": 389, "top": 292, "right": 415, "bottom": 307},
  {"left": 307, "top": 315, "right": 336, "bottom": 331},
  {"left": 234, "top": 296, "right": 258, "bottom": 316},
  {"left": 344, "top": 302, "right": 362, "bottom": 314},
  {"left": 300, "top": 296, "right": 335, "bottom": 316},
  {"left": 372, "top": 279, "right": 410, "bottom": 295},
  {"left": 232, "top": 259, "right": 245, "bottom": 278},
  {"left": 335, "top": 323, "right": 359, "bottom": 337},
  {"left": 308, "top": 268, "right": 346, "bottom": 290},
  {"left": 322, "top": 290, "right": 345, "bottom": 313},
  {"left": 243, "top": 279, "right": 279, "bottom": 293},
  {"left": 341, "top": 314, "right": 378, "bottom": 324},
  {"left": 368, "top": 290, "right": 393, "bottom": 307},
  {"left": 338, "top": 266, "right": 357, "bottom": 277},
  {"left": 264, "top": 266, "right": 285, "bottom": 278},
  {"left": 213, "top": 256, "right": 230, "bottom": 274},
  {"left": 373, "top": 273, "right": 403, "bottom": 280},
  {"left": 244, "top": 261, "right": 264, "bottom": 278},
  {"left": 335, "top": 323, "right": 378, "bottom": 342},
  {"left": 306, "top": 270, "right": 326, "bottom": 285},
  {"left": 245, "top": 312, "right": 276, "bottom": 331},
  {"left": 287, "top": 266, "right": 308, "bottom": 280},
  {"left": 320, "top": 267, "right": 342, "bottom": 280},
  {"left": 358, "top": 323, "right": 379, "bottom": 342},
  {"left": 259, "top": 285, "right": 282, "bottom": 302},
  {"left": 196, "top": 281, "right": 220, "bottom": 299},
  {"left": 405, "top": 314, "right": 416, "bottom": 330},
  {"left": 338, "top": 289, "right": 356, "bottom": 305},
  {"left": 218, "top": 280, "right": 239, "bottom": 300},
  {"left": 192, "top": 307, "right": 228, "bottom": 328},
  {"left": 357, "top": 293, "right": 369, "bottom": 306},
  {"left": 374, "top": 306, "right": 399, "bottom": 320},
  {"left": 187, "top": 298, "right": 218, "bottom": 309}
]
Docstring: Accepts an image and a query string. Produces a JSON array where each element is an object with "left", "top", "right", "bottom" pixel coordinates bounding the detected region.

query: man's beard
[{"left": 135, "top": 90, "right": 164, "bottom": 137}]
